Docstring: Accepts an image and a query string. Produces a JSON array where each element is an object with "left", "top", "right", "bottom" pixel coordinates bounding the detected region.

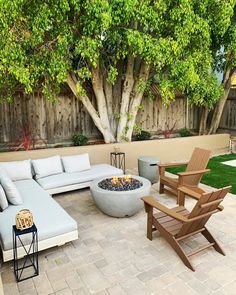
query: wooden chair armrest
[
  {"left": 159, "top": 162, "right": 188, "bottom": 168},
  {"left": 177, "top": 169, "right": 210, "bottom": 177},
  {"left": 142, "top": 196, "right": 188, "bottom": 223},
  {"left": 178, "top": 186, "right": 203, "bottom": 200},
  {"left": 218, "top": 205, "right": 224, "bottom": 211}
]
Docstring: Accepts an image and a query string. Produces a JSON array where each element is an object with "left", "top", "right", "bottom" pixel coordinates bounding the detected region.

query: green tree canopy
[
  {"left": 0, "top": 0, "right": 235, "bottom": 142},
  {"left": 207, "top": 2, "right": 236, "bottom": 134}
]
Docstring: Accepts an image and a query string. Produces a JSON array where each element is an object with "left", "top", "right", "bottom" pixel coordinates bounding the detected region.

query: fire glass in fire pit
[{"left": 98, "top": 176, "right": 143, "bottom": 191}]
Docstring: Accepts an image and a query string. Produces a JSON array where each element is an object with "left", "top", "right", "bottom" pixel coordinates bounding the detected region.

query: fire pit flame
[
  {"left": 111, "top": 175, "right": 132, "bottom": 185},
  {"left": 124, "top": 175, "right": 131, "bottom": 183},
  {"left": 111, "top": 176, "right": 119, "bottom": 185}
]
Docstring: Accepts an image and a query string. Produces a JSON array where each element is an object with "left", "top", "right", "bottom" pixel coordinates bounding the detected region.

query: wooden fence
[
  {"left": 0, "top": 92, "right": 197, "bottom": 145},
  {"left": 136, "top": 96, "right": 197, "bottom": 132},
  {"left": 219, "top": 89, "right": 236, "bottom": 132}
]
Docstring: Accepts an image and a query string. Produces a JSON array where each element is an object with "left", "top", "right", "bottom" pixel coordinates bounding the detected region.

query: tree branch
[
  {"left": 117, "top": 55, "right": 135, "bottom": 141},
  {"left": 208, "top": 65, "right": 234, "bottom": 134},
  {"left": 126, "top": 62, "right": 151, "bottom": 140},
  {"left": 91, "top": 64, "right": 114, "bottom": 137},
  {"left": 66, "top": 73, "right": 104, "bottom": 135},
  {"left": 104, "top": 77, "right": 114, "bottom": 131},
  {"left": 104, "top": 78, "right": 113, "bottom": 119}
]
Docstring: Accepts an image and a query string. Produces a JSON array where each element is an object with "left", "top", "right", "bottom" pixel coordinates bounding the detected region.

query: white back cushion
[
  {"left": 0, "top": 160, "right": 32, "bottom": 181},
  {"left": 0, "top": 185, "right": 8, "bottom": 211},
  {"left": 0, "top": 169, "right": 22, "bottom": 205},
  {"left": 32, "top": 155, "right": 63, "bottom": 179},
  {"left": 62, "top": 153, "right": 91, "bottom": 173}
]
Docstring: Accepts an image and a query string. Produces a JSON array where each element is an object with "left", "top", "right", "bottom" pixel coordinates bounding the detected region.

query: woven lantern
[{"left": 16, "top": 209, "right": 33, "bottom": 230}]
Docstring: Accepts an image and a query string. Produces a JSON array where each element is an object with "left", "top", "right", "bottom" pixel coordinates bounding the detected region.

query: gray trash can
[{"left": 138, "top": 156, "right": 160, "bottom": 184}]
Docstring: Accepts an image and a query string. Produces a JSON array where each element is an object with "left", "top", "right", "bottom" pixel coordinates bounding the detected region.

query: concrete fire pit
[{"left": 90, "top": 175, "right": 151, "bottom": 217}]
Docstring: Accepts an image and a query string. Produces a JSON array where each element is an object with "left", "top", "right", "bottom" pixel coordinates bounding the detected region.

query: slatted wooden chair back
[
  {"left": 176, "top": 187, "right": 230, "bottom": 239},
  {"left": 183, "top": 147, "right": 211, "bottom": 186}
]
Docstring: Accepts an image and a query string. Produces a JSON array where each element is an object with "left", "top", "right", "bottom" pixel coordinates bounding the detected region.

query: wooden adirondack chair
[
  {"left": 159, "top": 147, "right": 211, "bottom": 197},
  {"left": 142, "top": 186, "right": 231, "bottom": 271}
]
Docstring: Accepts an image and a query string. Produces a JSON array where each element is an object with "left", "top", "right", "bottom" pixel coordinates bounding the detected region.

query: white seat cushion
[
  {"left": 62, "top": 153, "right": 91, "bottom": 173},
  {"left": 0, "top": 179, "right": 77, "bottom": 251},
  {"left": 0, "top": 169, "right": 22, "bottom": 205},
  {"left": 0, "top": 160, "right": 32, "bottom": 181},
  {"left": 32, "top": 155, "right": 63, "bottom": 179},
  {"left": 36, "top": 164, "right": 123, "bottom": 190},
  {"left": 0, "top": 185, "right": 8, "bottom": 211}
]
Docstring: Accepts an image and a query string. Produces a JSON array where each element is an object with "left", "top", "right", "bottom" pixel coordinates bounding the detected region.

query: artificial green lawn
[{"left": 166, "top": 153, "right": 236, "bottom": 194}]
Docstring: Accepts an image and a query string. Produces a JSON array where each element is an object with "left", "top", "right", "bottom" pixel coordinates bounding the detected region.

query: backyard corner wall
[{"left": 0, "top": 134, "right": 230, "bottom": 170}]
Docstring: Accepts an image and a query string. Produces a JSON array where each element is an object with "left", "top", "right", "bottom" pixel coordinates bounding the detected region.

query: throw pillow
[
  {"left": 61, "top": 153, "right": 91, "bottom": 173},
  {"left": 0, "top": 169, "right": 23, "bottom": 205},
  {"left": 0, "top": 160, "right": 32, "bottom": 181},
  {"left": 0, "top": 184, "right": 8, "bottom": 211},
  {"left": 32, "top": 155, "right": 63, "bottom": 179}
]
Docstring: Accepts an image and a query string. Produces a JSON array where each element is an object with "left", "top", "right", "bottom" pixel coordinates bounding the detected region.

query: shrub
[
  {"left": 179, "top": 128, "right": 192, "bottom": 137},
  {"left": 162, "top": 122, "right": 176, "bottom": 138},
  {"left": 135, "top": 130, "right": 151, "bottom": 141},
  {"left": 72, "top": 133, "right": 88, "bottom": 146}
]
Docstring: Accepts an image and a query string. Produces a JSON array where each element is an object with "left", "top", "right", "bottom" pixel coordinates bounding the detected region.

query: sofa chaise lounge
[{"left": 0, "top": 153, "right": 123, "bottom": 261}]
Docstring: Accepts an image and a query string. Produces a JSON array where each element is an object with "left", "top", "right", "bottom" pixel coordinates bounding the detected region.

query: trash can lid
[{"left": 138, "top": 156, "right": 160, "bottom": 163}]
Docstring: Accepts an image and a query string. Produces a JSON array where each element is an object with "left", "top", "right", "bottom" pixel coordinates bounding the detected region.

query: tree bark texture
[
  {"left": 198, "top": 106, "right": 209, "bottom": 135},
  {"left": 126, "top": 63, "right": 151, "bottom": 140},
  {"left": 116, "top": 56, "right": 135, "bottom": 142}
]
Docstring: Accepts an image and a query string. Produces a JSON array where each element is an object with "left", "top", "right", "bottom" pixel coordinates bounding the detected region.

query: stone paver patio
[{"left": 1, "top": 170, "right": 236, "bottom": 295}]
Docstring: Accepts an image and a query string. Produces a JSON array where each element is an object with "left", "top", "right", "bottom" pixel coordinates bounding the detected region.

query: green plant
[
  {"left": 133, "top": 124, "right": 142, "bottom": 134},
  {"left": 135, "top": 130, "right": 151, "bottom": 141},
  {"left": 72, "top": 134, "right": 88, "bottom": 146},
  {"left": 179, "top": 128, "right": 193, "bottom": 137}
]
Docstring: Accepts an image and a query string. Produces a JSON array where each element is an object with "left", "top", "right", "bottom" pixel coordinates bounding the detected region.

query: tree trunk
[
  {"left": 91, "top": 65, "right": 115, "bottom": 141},
  {"left": 112, "top": 60, "right": 123, "bottom": 135},
  {"left": 66, "top": 73, "right": 115, "bottom": 143},
  {"left": 104, "top": 78, "right": 114, "bottom": 132},
  {"left": 198, "top": 106, "right": 209, "bottom": 135},
  {"left": 126, "top": 63, "right": 151, "bottom": 140},
  {"left": 208, "top": 68, "right": 235, "bottom": 134},
  {"left": 117, "top": 56, "right": 135, "bottom": 142},
  {"left": 208, "top": 88, "right": 231, "bottom": 134}
]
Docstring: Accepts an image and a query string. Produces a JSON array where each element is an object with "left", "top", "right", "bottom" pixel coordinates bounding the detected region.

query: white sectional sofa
[
  {"left": 37, "top": 163, "right": 124, "bottom": 195},
  {"left": 0, "top": 153, "right": 123, "bottom": 261}
]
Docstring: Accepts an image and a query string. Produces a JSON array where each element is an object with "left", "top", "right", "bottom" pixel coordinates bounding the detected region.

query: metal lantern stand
[
  {"left": 12, "top": 224, "right": 39, "bottom": 282},
  {"left": 110, "top": 152, "right": 126, "bottom": 173}
]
